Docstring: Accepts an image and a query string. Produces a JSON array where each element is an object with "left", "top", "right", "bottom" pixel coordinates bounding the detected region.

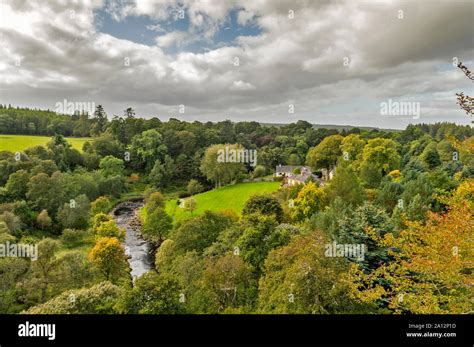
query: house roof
[
  {"left": 289, "top": 173, "right": 319, "bottom": 183},
  {"left": 275, "top": 165, "right": 311, "bottom": 174}
]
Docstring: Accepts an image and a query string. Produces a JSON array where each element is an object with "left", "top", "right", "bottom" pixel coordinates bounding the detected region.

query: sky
[{"left": 0, "top": 0, "right": 473, "bottom": 129}]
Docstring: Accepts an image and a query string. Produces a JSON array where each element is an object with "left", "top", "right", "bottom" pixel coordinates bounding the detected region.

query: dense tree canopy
[{"left": 1, "top": 104, "right": 472, "bottom": 316}]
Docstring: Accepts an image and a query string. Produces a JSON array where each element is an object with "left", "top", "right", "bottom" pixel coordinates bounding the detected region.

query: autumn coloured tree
[
  {"left": 90, "top": 196, "right": 112, "bottom": 215},
  {"left": 88, "top": 237, "right": 128, "bottom": 283},
  {"left": 346, "top": 180, "right": 474, "bottom": 314},
  {"left": 292, "top": 182, "right": 327, "bottom": 221},
  {"left": 95, "top": 220, "right": 125, "bottom": 241}
]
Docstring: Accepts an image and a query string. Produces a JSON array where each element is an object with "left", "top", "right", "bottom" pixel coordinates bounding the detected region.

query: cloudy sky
[{"left": 1, "top": 0, "right": 473, "bottom": 129}]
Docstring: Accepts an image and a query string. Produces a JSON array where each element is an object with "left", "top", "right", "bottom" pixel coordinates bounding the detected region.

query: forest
[{"left": 0, "top": 105, "right": 472, "bottom": 314}]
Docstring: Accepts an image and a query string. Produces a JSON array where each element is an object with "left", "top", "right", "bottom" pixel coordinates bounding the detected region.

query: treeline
[
  {"left": 0, "top": 105, "right": 93, "bottom": 137},
  {"left": 1, "top": 105, "right": 472, "bottom": 142}
]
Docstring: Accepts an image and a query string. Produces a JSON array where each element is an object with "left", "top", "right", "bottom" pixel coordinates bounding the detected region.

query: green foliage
[
  {"left": 242, "top": 194, "right": 284, "bottom": 223},
  {"left": 324, "top": 163, "right": 365, "bottom": 206},
  {"left": 0, "top": 257, "right": 29, "bottom": 313},
  {"left": 171, "top": 211, "right": 234, "bottom": 254},
  {"left": 25, "top": 282, "right": 122, "bottom": 314},
  {"left": 405, "top": 194, "right": 428, "bottom": 221},
  {"left": 95, "top": 220, "right": 125, "bottom": 241},
  {"left": 86, "top": 134, "right": 123, "bottom": 158},
  {"left": 2, "top": 108, "right": 472, "bottom": 315},
  {"left": 237, "top": 213, "right": 290, "bottom": 273},
  {"left": 200, "top": 144, "right": 246, "bottom": 187},
  {"left": 252, "top": 165, "right": 267, "bottom": 178},
  {"left": 0, "top": 211, "right": 21, "bottom": 233},
  {"left": 335, "top": 202, "right": 393, "bottom": 270},
  {"left": 359, "top": 138, "right": 401, "bottom": 188},
  {"left": 309, "top": 197, "right": 350, "bottom": 239},
  {"left": 144, "top": 191, "right": 165, "bottom": 213},
  {"left": 149, "top": 155, "right": 174, "bottom": 187},
  {"left": 129, "top": 129, "right": 167, "bottom": 172},
  {"left": 306, "top": 135, "right": 343, "bottom": 172},
  {"left": 187, "top": 179, "right": 204, "bottom": 196},
  {"left": 202, "top": 254, "right": 254, "bottom": 312},
  {"left": 36, "top": 209, "right": 52, "bottom": 230},
  {"left": 60, "top": 229, "right": 90, "bottom": 248},
  {"left": 99, "top": 155, "right": 124, "bottom": 177},
  {"left": 258, "top": 231, "right": 373, "bottom": 313},
  {"left": 26, "top": 172, "right": 65, "bottom": 215},
  {"left": 155, "top": 239, "right": 176, "bottom": 271},
  {"left": 91, "top": 213, "right": 113, "bottom": 232},
  {"left": 375, "top": 178, "right": 404, "bottom": 213},
  {"left": 292, "top": 182, "right": 327, "bottom": 221},
  {"left": 0, "top": 221, "right": 15, "bottom": 243},
  {"left": 420, "top": 142, "right": 441, "bottom": 169},
  {"left": 401, "top": 173, "right": 433, "bottom": 209},
  {"left": 119, "top": 272, "right": 185, "bottom": 314},
  {"left": 340, "top": 134, "right": 365, "bottom": 162},
  {"left": 5, "top": 169, "right": 30, "bottom": 200},
  {"left": 57, "top": 194, "right": 90, "bottom": 230},
  {"left": 183, "top": 197, "right": 197, "bottom": 216},
  {"left": 17, "top": 238, "right": 61, "bottom": 304},
  {"left": 90, "top": 196, "right": 112, "bottom": 215},
  {"left": 142, "top": 208, "right": 173, "bottom": 243}
]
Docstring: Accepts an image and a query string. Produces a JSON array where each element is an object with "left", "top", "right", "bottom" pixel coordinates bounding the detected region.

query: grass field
[
  {"left": 165, "top": 181, "right": 281, "bottom": 223},
  {"left": 0, "top": 134, "right": 91, "bottom": 152}
]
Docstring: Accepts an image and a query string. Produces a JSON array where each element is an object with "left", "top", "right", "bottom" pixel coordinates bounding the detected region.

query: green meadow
[
  {"left": 0, "top": 134, "right": 90, "bottom": 152},
  {"left": 165, "top": 181, "right": 281, "bottom": 223}
]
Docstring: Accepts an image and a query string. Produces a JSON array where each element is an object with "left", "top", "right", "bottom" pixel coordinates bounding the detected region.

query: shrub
[
  {"left": 60, "top": 229, "right": 89, "bottom": 248},
  {"left": 91, "top": 196, "right": 112, "bottom": 215},
  {"left": 25, "top": 282, "right": 122, "bottom": 314}
]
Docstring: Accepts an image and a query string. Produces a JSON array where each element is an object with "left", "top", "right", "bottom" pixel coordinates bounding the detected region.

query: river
[{"left": 112, "top": 199, "right": 154, "bottom": 280}]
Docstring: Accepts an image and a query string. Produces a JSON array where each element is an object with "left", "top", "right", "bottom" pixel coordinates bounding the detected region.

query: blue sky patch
[{"left": 94, "top": 8, "right": 262, "bottom": 54}]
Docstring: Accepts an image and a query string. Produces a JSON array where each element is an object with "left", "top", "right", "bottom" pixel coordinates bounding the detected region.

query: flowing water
[{"left": 112, "top": 199, "right": 154, "bottom": 280}]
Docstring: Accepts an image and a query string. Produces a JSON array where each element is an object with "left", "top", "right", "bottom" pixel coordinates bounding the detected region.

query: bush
[
  {"left": 25, "top": 282, "right": 122, "bottom": 314},
  {"left": 252, "top": 165, "right": 267, "bottom": 178},
  {"left": 145, "top": 191, "right": 165, "bottom": 212},
  {"left": 242, "top": 194, "right": 284, "bottom": 223},
  {"left": 95, "top": 220, "right": 125, "bottom": 241},
  {"left": 91, "top": 196, "right": 112, "bottom": 215},
  {"left": 60, "top": 229, "right": 89, "bottom": 248},
  {"left": 235, "top": 173, "right": 248, "bottom": 183},
  {"left": 18, "top": 235, "right": 37, "bottom": 245},
  {"left": 187, "top": 179, "right": 204, "bottom": 196}
]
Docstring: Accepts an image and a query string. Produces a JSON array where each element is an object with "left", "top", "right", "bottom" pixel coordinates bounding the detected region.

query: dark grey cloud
[{"left": 0, "top": 0, "right": 472, "bottom": 129}]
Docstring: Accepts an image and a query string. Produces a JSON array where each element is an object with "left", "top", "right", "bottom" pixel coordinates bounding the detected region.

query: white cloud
[
  {"left": 231, "top": 80, "right": 256, "bottom": 91},
  {"left": 1, "top": 0, "right": 473, "bottom": 128},
  {"left": 146, "top": 24, "right": 166, "bottom": 33},
  {"left": 155, "top": 31, "right": 189, "bottom": 47}
]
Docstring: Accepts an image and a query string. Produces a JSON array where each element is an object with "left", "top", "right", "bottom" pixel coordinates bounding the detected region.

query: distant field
[
  {"left": 165, "top": 181, "right": 281, "bottom": 223},
  {"left": 0, "top": 135, "right": 91, "bottom": 152}
]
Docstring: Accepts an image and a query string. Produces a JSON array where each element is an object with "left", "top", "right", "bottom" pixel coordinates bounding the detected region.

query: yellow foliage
[{"left": 346, "top": 180, "right": 474, "bottom": 314}]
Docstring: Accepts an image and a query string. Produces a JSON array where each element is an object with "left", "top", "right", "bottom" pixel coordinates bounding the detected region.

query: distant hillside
[{"left": 261, "top": 122, "right": 400, "bottom": 132}]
